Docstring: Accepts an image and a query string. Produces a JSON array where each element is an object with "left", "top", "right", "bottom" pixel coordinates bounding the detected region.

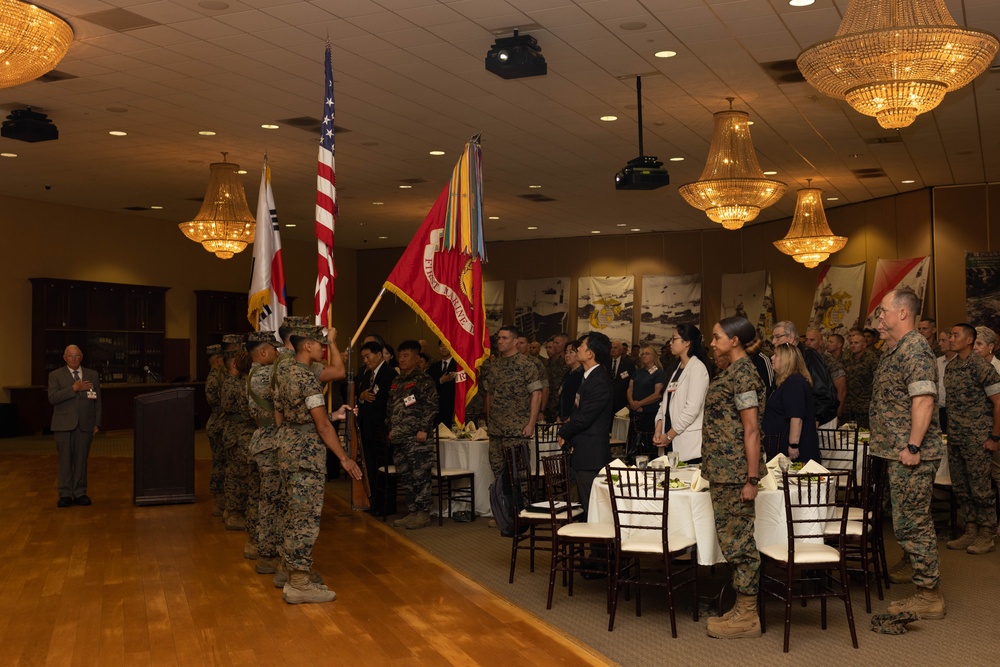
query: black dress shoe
[
  {"left": 74, "top": 495, "right": 92, "bottom": 506},
  {"left": 57, "top": 497, "right": 73, "bottom": 508}
]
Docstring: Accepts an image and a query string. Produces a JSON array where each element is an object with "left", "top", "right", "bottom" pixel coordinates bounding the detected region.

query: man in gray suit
[{"left": 48, "top": 345, "right": 102, "bottom": 507}]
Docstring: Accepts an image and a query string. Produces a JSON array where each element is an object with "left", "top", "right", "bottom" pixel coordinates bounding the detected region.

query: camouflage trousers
[
  {"left": 710, "top": 484, "right": 760, "bottom": 595},
  {"left": 252, "top": 447, "right": 283, "bottom": 559},
  {"left": 223, "top": 420, "right": 254, "bottom": 513},
  {"left": 281, "top": 467, "right": 325, "bottom": 572},
  {"left": 489, "top": 435, "right": 529, "bottom": 478},
  {"left": 947, "top": 443, "right": 997, "bottom": 530},
  {"left": 393, "top": 437, "right": 433, "bottom": 514},
  {"left": 206, "top": 410, "right": 226, "bottom": 495},
  {"left": 887, "top": 458, "right": 941, "bottom": 589}
]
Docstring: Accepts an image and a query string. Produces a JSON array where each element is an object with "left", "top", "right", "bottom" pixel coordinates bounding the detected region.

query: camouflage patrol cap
[
  {"left": 247, "top": 330, "right": 281, "bottom": 347},
  {"left": 206, "top": 344, "right": 222, "bottom": 356},
  {"left": 281, "top": 316, "right": 313, "bottom": 329},
  {"left": 290, "top": 324, "right": 326, "bottom": 343},
  {"left": 222, "top": 333, "right": 246, "bottom": 345}
]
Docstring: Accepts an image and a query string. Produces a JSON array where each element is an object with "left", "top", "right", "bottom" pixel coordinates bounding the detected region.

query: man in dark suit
[
  {"left": 357, "top": 340, "right": 398, "bottom": 516},
  {"left": 606, "top": 339, "right": 636, "bottom": 413},
  {"left": 428, "top": 340, "right": 457, "bottom": 426},
  {"left": 559, "top": 331, "right": 614, "bottom": 518},
  {"left": 47, "top": 345, "right": 102, "bottom": 507}
]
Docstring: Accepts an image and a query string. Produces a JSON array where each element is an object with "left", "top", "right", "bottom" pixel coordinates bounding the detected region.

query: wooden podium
[{"left": 133, "top": 388, "right": 196, "bottom": 505}]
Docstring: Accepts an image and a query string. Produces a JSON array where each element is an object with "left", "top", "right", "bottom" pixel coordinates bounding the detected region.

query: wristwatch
[
  {"left": 746, "top": 476, "right": 760, "bottom": 486},
  {"left": 906, "top": 443, "right": 921, "bottom": 455},
  {"left": 988, "top": 434, "right": 1000, "bottom": 443}
]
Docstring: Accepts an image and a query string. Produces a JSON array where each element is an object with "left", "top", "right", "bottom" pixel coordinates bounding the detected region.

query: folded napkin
[
  {"left": 691, "top": 470, "right": 710, "bottom": 492},
  {"left": 608, "top": 458, "right": 629, "bottom": 469},
  {"left": 470, "top": 427, "right": 489, "bottom": 441},
  {"left": 765, "top": 453, "right": 790, "bottom": 471},
  {"left": 758, "top": 470, "right": 778, "bottom": 491},
  {"left": 437, "top": 423, "right": 457, "bottom": 439},
  {"left": 615, "top": 406, "right": 630, "bottom": 418},
  {"left": 465, "top": 420, "right": 477, "bottom": 432},
  {"left": 651, "top": 454, "right": 670, "bottom": 465},
  {"left": 800, "top": 460, "right": 830, "bottom": 475}
]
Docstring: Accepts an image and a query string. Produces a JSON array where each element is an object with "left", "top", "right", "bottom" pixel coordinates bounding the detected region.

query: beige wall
[
  {"left": 354, "top": 188, "right": 956, "bottom": 346},
  {"left": 0, "top": 195, "right": 357, "bottom": 398}
]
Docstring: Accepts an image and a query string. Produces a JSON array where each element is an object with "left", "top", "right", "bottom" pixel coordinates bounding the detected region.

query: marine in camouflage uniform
[
  {"left": 943, "top": 339, "right": 1000, "bottom": 545},
  {"left": 869, "top": 328, "right": 943, "bottom": 590},
  {"left": 481, "top": 337, "right": 543, "bottom": 478},
  {"left": 544, "top": 352, "right": 568, "bottom": 423},
  {"left": 204, "top": 344, "right": 227, "bottom": 512},
  {"left": 702, "top": 354, "right": 766, "bottom": 597},
  {"left": 220, "top": 334, "right": 251, "bottom": 528},
  {"left": 386, "top": 344, "right": 439, "bottom": 527},
  {"left": 273, "top": 323, "right": 361, "bottom": 603},
  {"left": 246, "top": 331, "right": 284, "bottom": 570},
  {"left": 842, "top": 346, "right": 878, "bottom": 427}
]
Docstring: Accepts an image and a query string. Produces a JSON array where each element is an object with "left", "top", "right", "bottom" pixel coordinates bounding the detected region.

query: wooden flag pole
[{"left": 349, "top": 287, "right": 386, "bottom": 349}]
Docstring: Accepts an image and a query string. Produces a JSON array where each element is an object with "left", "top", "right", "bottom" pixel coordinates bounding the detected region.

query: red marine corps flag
[{"left": 384, "top": 137, "right": 491, "bottom": 425}]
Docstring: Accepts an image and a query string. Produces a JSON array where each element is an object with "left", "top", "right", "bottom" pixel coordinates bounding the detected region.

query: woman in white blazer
[{"left": 654, "top": 324, "right": 710, "bottom": 463}]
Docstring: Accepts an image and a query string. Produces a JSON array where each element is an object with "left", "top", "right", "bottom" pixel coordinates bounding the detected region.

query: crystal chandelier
[
  {"left": 0, "top": 1, "right": 74, "bottom": 88},
  {"left": 178, "top": 155, "right": 256, "bottom": 259},
  {"left": 678, "top": 99, "right": 786, "bottom": 230},
  {"left": 797, "top": 0, "right": 999, "bottom": 130},
  {"left": 773, "top": 182, "right": 847, "bottom": 268}
]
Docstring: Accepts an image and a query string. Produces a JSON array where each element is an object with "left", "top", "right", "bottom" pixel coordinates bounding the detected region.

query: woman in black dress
[
  {"left": 626, "top": 344, "right": 666, "bottom": 460},
  {"left": 762, "top": 343, "right": 821, "bottom": 463}
]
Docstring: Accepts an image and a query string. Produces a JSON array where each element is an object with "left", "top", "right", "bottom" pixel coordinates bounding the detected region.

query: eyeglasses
[{"left": 669, "top": 337, "right": 682, "bottom": 342}]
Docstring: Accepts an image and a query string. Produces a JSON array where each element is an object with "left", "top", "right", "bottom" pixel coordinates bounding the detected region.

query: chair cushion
[
  {"left": 438, "top": 468, "right": 474, "bottom": 477},
  {"left": 381, "top": 465, "right": 397, "bottom": 475},
  {"left": 621, "top": 533, "right": 696, "bottom": 554},
  {"left": 519, "top": 507, "right": 584, "bottom": 520},
  {"left": 760, "top": 542, "right": 842, "bottom": 564},
  {"left": 847, "top": 506, "right": 869, "bottom": 521},
  {"left": 824, "top": 520, "right": 865, "bottom": 537},
  {"left": 558, "top": 523, "right": 615, "bottom": 540}
]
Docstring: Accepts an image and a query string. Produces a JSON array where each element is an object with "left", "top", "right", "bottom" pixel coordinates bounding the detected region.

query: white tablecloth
[
  {"left": 439, "top": 438, "right": 494, "bottom": 517},
  {"left": 588, "top": 468, "right": 828, "bottom": 566}
]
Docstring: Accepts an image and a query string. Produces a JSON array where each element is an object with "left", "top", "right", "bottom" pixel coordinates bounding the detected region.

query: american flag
[{"left": 314, "top": 43, "right": 337, "bottom": 326}]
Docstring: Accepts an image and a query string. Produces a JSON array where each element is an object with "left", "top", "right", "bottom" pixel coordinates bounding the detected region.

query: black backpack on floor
[{"left": 489, "top": 467, "right": 527, "bottom": 538}]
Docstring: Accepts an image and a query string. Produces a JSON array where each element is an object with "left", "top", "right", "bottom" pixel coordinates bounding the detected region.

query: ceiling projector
[
  {"left": 485, "top": 30, "right": 547, "bottom": 79},
  {"left": 1, "top": 108, "right": 59, "bottom": 143},
  {"left": 615, "top": 155, "right": 670, "bottom": 190}
]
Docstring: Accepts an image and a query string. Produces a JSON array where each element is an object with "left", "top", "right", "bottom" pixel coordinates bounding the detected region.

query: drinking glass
[
  {"left": 666, "top": 451, "right": 679, "bottom": 470},
  {"left": 635, "top": 454, "right": 649, "bottom": 470}
]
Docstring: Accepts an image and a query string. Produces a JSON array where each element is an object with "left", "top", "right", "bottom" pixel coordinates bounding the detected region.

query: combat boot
[
  {"left": 393, "top": 513, "right": 415, "bottom": 527},
  {"left": 212, "top": 494, "right": 224, "bottom": 517},
  {"left": 405, "top": 511, "right": 431, "bottom": 530},
  {"left": 707, "top": 594, "right": 761, "bottom": 639},
  {"left": 888, "top": 555, "right": 913, "bottom": 584},
  {"left": 274, "top": 562, "right": 326, "bottom": 588},
  {"left": 243, "top": 538, "right": 258, "bottom": 560},
  {"left": 224, "top": 511, "right": 246, "bottom": 531},
  {"left": 946, "top": 523, "right": 978, "bottom": 550},
  {"left": 282, "top": 571, "right": 337, "bottom": 604},
  {"left": 887, "top": 586, "right": 945, "bottom": 619},
  {"left": 966, "top": 526, "right": 996, "bottom": 554},
  {"left": 256, "top": 556, "right": 278, "bottom": 574}
]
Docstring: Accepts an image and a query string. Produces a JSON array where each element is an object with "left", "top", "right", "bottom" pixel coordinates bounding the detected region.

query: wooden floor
[{"left": 0, "top": 454, "right": 612, "bottom": 666}]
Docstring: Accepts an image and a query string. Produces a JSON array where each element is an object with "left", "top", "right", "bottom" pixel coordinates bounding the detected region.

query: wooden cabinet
[
  {"left": 194, "top": 290, "right": 294, "bottom": 381},
  {"left": 30, "top": 278, "right": 169, "bottom": 386}
]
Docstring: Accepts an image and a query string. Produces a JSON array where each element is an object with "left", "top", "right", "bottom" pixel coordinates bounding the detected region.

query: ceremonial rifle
[{"left": 344, "top": 343, "right": 371, "bottom": 510}]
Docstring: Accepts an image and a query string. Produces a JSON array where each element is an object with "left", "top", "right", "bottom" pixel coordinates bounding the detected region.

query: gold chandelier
[
  {"left": 797, "top": 0, "right": 999, "bottom": 130},
  {"left": 773, "top": 182, "right": 847, "bottom": 268},
  {"left": 0, "top": 1, "right": 73, "bottom": 88},
  {"left": 678, "top": 99, "right": 786, "bottom": 230},
  {"left": 179, "top": 155, "right": 256, "bottom": 259}
]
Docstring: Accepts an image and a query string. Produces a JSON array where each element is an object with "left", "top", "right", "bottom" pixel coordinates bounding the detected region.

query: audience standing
[{"left": 653, "top": 324, "right": 709, "bottom": 464}]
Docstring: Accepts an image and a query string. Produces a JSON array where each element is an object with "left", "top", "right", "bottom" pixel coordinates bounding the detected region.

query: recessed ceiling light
[
  {"left": 198, "top": 130, "right": 216, "bottom": 136},
  {"left": 198, "top": 0, "right": 229, "bottom": 9},
  {"left": 631, "top": 228, "right": 641, "bottom": 232},
  {"left": 591, "top": 230, "right": 601, "bottom": 234},
  {"left": 763, "top": 170, "right": 778, "bottom": 175},
  {"left": 654, "top": 50, "right": 677, "bottom": 59},
  {"left": 527, "top": 226, "right": 538, "bottom": 230},
  {"left": 106, "top": 106, "right": 128, "bottom": 113},
  {"left": 616, "top": 223, "right": 627, "bottom": 227},
  {"left": 620, "top": 22, "right": 646, "bottom": 31},
  {"left": 669, "top": 157, "right": 685, "bottom": 162},
  {"left": 826, "top": 197, "right": 839, "bottom": 201},
  {"left": 260, "top": 124, "right": 279, "bottom": 130},
  {"left": 489, "top": 216, "right": 500, "bottom": 220},
  {"left": 236, "top": 169, "right": 247, "bottom": 174},
  {"left": 429, "top": 150, "right": 445, "bottom": 156},
  {"left": 378, "top": 236, "right": 388, "bottom": 239},
  {"left": 747, "top": 120, "right": 754, "bottom": 125},
  {"left": 600, "top": 115, "right": 618, "bottom": 122},
  {"left": 1, "top": 152, "right": 17, "bottom": 158},
  {"left": 528, "top": 184, "right": 542, "bottom": 189},
  {"left": 788, "top": 0, "right": 815, "bottom": 6},
  {"left": 150, "top": 205, "right": 163, "bottom": 210},
  {"left": 108, "top": 130, "right": 127, "bottom": 136},
  {"left": 901, "top": 179, "right": 916, "bottom": 184},
  {"left": 372, "top": 201, "right": 384, "bottom": 205},
  {"left": 398, "top": 184, "right": 412, "bottom": 189},
  {"left": 285, "top": 224, "right": 297, "bottom": 228}
]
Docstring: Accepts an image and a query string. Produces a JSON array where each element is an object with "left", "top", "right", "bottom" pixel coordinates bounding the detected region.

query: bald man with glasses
[{"left": 47, "top": 345, "right": 102, "bottom": 507}]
